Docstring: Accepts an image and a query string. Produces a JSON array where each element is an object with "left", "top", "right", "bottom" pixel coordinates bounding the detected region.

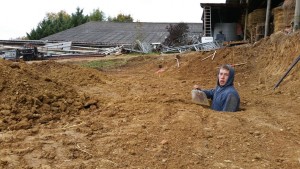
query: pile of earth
[
  {"left": 0, "top": 61, "right": 106, "bottom": 131},
  {"left": 0, "top": 31, "right": 299, "bottom": 169},
  {"left": 154, "top": 31, "right": 300, "bottom": 95}
]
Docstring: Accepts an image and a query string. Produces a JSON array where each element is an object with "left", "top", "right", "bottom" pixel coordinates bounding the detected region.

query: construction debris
[
  {"left": 0, "top": 37, "right": 239, "bottom": 61},
  {"left": 201, "top": 51, "right": 217, "bottom": 61},
  {"left": 175, "top": 55, "right": 180, "bottom": 67},
  {"left": 0, "top": 40, "right": 124, "bottom": 61},
  {"left": 161, "top": 41, "right": 221, "bottom": 54}
]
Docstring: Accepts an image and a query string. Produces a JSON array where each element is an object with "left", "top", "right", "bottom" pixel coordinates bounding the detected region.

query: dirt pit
[{"left": 0, "top": 31, "right": 300, "bottom": 169}]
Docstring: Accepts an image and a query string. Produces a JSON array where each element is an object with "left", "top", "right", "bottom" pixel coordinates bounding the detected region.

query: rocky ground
[{"left": 0, "top": 31, "right": 300, "bottom": 169}]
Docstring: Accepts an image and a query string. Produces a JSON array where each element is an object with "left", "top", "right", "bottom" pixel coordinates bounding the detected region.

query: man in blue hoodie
[{"left": 192, "top": 64, "right": 240, "bottom": 112}]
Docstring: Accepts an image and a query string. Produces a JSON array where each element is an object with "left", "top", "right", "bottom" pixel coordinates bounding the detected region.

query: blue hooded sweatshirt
[{"left": 202, "top": 65, "right": 240, "bottom": 112}]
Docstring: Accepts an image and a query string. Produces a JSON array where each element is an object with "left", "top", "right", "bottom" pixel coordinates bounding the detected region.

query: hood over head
[{"left": 217, "top": 64, "right": 235, "bottom": 87}]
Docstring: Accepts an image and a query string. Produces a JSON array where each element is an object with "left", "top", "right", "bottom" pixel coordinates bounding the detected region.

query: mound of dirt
[
  {"left": 0, "top": 60, "right": 102, "bottom": 131},
  {"left": 0, "top": 32, "right": 299, "bottom": 169},
  {"left": 30, "top": 60, "right": 108, "bottom": 86}
]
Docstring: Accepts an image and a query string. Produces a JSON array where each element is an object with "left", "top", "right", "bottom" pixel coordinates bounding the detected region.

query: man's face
[{"left": 218, "top": 68, "right": 230, "bottom": 86}]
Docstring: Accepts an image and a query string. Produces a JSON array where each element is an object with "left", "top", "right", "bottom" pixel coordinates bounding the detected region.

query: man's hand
[{"left": 193, "top": 85, "right": 201, "bottom": 90}]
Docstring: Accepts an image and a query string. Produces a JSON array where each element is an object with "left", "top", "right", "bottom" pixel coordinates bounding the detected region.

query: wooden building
[{"left": 200, "top": 0, "right": 293, "bottom": 43}]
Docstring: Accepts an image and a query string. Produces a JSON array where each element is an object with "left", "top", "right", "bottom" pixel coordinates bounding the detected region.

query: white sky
[{"left": 0, "top": 0, "right": 225, "bottom": 40}]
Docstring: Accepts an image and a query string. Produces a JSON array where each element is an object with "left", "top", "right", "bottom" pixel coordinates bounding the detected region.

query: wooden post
[
  {"left": 294, "top": 0, "right": 300, "bottom": 31},
  {"left": 274, "top": 55, "right": 300, "bottom": 90},
  {"left": 243, "top": 0, "right": 249, "bottom": 41},
  {"left": 264, "top": 0, "right": 271, "bottom": 37}
]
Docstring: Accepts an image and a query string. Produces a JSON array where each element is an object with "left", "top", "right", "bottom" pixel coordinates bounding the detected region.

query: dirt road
[{"left": 0, "top": 31, "right": 299, "bottom": 168}]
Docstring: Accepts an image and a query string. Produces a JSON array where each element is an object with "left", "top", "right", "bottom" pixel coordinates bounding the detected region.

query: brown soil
[{"left": 0, "top": 31, "right": 300, "bottom": 169}]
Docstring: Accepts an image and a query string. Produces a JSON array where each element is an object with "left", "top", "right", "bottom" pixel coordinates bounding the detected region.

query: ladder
[{"left": 203, "top": 6, "right": 212, "bottom": 37}]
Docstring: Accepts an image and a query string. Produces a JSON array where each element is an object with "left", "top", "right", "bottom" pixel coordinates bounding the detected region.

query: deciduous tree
[
  {"left": 89, "top": 9, "right": 105, "bottom": 21},
  {"left": 27, "top": 10, "right": 71, "bottom": 39},
  {"left": 109, "top": 13, "right": 133, "bottom": 22},
  {"left": 163, "top": 22, "right": 189, "bottom": 46}
]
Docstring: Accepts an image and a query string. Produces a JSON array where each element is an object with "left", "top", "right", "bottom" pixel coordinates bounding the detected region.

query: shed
[{"left": 200, "top": 0, "right": 285, "bottom": 42}]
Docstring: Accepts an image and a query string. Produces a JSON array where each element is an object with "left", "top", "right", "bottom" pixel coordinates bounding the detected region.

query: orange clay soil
[{"left": 0, "top": 31, "right": 300, "bottom": 169}]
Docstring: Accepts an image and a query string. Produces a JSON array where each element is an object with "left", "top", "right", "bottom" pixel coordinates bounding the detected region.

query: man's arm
[
  {"left": 223, "top": 93, "right": 239, "bottom": 112},
  {"left": 202, "top": 89, "right": 214, "bottom": 100},
  {"left": 193, "top": 84, "right": 214, "bottom": 100}
]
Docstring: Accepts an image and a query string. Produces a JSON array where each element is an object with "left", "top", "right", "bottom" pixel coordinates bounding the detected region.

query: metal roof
[
  {"left": 225, "top": 0, "right": 241, "bottom": 4},
  {"left": 202, "top": 0, "right": 283, "bottom": 12},
  {"left": 41, "top": 21, "right": 203, "bottom": 46}
]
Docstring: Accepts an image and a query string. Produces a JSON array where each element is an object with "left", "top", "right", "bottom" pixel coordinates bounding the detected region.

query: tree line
[{"left": 27, "top": 7, "right": 133, "bottom": 40}]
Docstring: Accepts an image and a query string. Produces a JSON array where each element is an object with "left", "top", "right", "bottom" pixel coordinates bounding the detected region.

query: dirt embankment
[
  {"left": 0, "top": 31, "right": 299, "bottom": 169},
  {"left": 0, "top": 61, "right": 104, "bottom": 131}
]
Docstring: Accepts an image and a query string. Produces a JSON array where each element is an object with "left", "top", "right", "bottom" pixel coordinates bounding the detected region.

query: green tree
[
  {"left": 89, "top": 8, "right": 105, "bottom": 21},
  {"left": 110, "top": 13, "right": 133, "bottom": 22},
  {"left": 27, "top": 10, "right": 71, "bottom": 40},
  {"left": 70, "top": 7, "right": 89, "bottom": 27},
  {"left": 52, "top": 11, "right": 72, "bottom": 31},
  {"left": 26, "top": 7, "right": 110, "bottom": 40},
  {"left": 163, "top": 22, "right": 189, "bottom": 46}
]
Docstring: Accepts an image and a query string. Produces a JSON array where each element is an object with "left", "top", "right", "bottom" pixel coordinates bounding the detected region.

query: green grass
[{"left": 79, "top": 59, "right": 128, "bottom": 69}]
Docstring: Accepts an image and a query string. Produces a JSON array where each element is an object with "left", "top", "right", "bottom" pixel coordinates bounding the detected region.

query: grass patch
[{"left": 79, "top": 59, "right": 128, "bottom": 69}]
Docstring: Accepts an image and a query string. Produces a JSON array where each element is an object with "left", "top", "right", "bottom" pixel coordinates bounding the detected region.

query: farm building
[
  {"left": 41, "top": 22, "right": 203, "bottom": 48},
  {"left": 201, "top": 0, "right": 297, "bottom": 42}
]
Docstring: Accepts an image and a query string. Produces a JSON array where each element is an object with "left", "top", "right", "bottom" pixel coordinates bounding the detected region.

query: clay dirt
[{"left": 0, "top": 31, "right": 300, "bottom": 169}]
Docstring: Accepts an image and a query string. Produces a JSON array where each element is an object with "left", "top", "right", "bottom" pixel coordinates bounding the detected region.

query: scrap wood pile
[
  {"left": 0, "top": 41, "right": 124, "bottom": 61},
  {"left": 123, "top": 40, "right": 222, "bottom": 54},
  {"left": 38, "top": 41, "right": 123, "bottom": 58},
  {"left": 2, "top": 37, "right": 232, "bottom": 59}
]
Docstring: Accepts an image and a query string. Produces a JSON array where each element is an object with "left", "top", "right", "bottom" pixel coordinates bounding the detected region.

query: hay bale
[
  {"left": 283, "top": 0, "right": 295, "bottom": 26},
  {"left": 272, "top": 6, "right": 285, "bottom": 32},
  {"left": 283, "top": 0, "right": 296, "bottom": 10},
  {"left": 248, "top": 8, "right": 266, "bottom": 28},
  {"left": 247, "top": 8, "right": 266, "bottom": 42}
]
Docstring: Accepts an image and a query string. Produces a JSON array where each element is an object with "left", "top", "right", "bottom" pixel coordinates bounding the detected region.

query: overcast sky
[{"left": 0, "top": 0, "right": 225, "bottom": 40}]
